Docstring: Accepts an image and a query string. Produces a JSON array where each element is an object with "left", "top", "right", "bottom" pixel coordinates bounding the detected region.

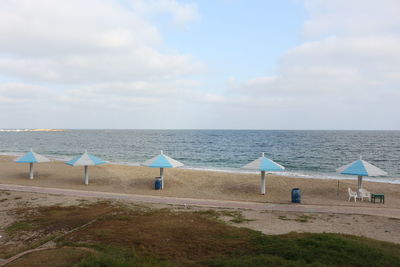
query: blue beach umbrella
[
  {"left": 241, "top": 152, "right": 285, "bottom": 194},
  {"left": 65, "top": 151, "right": 107, "bottom": 185},
  {"left": 336, "top": 157, "right": 387, "bottom": 196},
  {"left": 142, "top": 150, "right": 184, "bottom": 189},
  {"left": 15, "top": 148, "right": 50, "bottom": 179}
]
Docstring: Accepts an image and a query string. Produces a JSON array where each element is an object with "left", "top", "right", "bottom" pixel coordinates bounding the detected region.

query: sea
[{"left": 0, "top": 130, "right": 399, "bottom": 184}]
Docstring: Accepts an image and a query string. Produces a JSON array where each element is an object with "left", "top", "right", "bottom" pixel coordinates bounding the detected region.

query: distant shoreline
[{"left": 0, "top": 129, "right": 65, "bottom": 132}]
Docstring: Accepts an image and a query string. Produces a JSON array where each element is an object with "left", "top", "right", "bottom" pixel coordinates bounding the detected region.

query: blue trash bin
[
  {"left": 292, "top": 188, "right": 301, "bottom": 203},
  {"left": 155, "top": 177, "right": 162, "bottom": 190}
]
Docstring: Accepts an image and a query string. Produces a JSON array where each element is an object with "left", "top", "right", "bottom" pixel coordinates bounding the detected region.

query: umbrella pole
[
  {"left": 337, "top": 180, "right": 339, "bottom": 197},
  {"left": 357, "top": 176, "right": 362, "bottom": 198},
  {"left": 29, "top": 163, "right": 34, "bottom": 180},
  {"left": 84, "top": 165, "right": 89, "bottom": 185},
  {"left": 260, "top": 171, "right": 266, "bottom": 195},
  {"left": 160, "top": 168, "right": 164, "bottom": 189}
]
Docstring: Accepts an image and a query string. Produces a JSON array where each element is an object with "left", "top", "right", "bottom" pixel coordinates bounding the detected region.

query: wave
[
  {"left": 180, "top": 166, "right": 400, "bottom": 184},
  {"left": 0, "top": 129, "right": 64, "bottom": 132}
]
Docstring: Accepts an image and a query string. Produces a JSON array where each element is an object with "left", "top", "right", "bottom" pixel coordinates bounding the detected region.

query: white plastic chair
[
  {"left": 359, "top": 188, "right": 371, "bottom": 202},
  {"left": 348, "top": 188, "right": 357, "bottom": 202}
]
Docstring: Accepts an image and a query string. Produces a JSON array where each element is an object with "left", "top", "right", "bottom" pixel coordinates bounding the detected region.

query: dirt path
[{"left": 1, "top": 183, "right": 399, "bottom": 219}]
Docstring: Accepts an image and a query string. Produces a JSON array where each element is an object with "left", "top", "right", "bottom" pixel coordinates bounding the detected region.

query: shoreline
[
  {"left": 1, "top": 155, "right": 400, "bottom": 209},
  {"left": 1, "top": 152, "right": 399, "bottom": 185},
  {"left": 0, "top": 129, "right": 65, "bottom": 132}
]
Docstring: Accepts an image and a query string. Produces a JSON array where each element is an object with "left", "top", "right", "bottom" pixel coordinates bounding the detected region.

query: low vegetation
[
  {"left": 195, "top": 209, "right": 253, "bottom": 224},
  {"left": 5, "top": 222, "right": 36, "bottom": 235},
  {"left": 1, "top": 202, "right": 400, "bottom": 266},
  {"left": 278, "top": 214, "right": 315, "bottom": 223},
  {"left": 295, "top": 215, "right": 315, "bottom": 223},
  {"left": 5, "top": 248, "right": 91, "bottom": 267}
]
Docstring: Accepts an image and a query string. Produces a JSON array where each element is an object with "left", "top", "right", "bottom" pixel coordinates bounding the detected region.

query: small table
[{"left": 371, "top": 194, "right": 385, "bottom": 204}]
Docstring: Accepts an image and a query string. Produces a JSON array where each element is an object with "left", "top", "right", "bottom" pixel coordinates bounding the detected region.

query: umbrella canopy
[
  {"left": 142, "top": 150, "right": 184, "bottom": 168},
  {"left": 142, "top": 150, "right": 184, "bottom": 189},
  {"left": 65, "top": 151, "right": 107, "bottom": 185},
  {"left": 15, "top": 149, "right": 50, "bottom": 179},
  {"left": 241, "top": 153, "right": 285, "bottom": 195},
  {"left": 65, "top": 151, "right": 106, "bottom": 167},
  {"left": 15, "top": 149, "right": 50, "bottom": 164},
  {"left": 336, "top": 157, "right": 387, "bottom": 196},
  {"left": 242, "top": 153, "right": 285, "bottom": 172}
]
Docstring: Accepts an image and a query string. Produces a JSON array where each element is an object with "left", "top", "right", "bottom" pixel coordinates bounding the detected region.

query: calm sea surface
[{"left": 0, "top": 130, "right": 399, "bottom": 183}]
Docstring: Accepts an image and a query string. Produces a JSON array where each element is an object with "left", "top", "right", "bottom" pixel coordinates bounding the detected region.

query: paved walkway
[{"left": 1, "top": 184, "right": 399, "bottom": 218}]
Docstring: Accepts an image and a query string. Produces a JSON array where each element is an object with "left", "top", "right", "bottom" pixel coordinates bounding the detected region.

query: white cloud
[
  {"left": 59, "top": 79, "right": 203, "bottom": 109},
  {"left": 0, "top": 83, "right": 53, "bottom": 104},
  {"left": 0, "top": 0, "right": 161, "bottom": 55},
  {"left": 0, "top": 0, "right": 399, "bottom": 129},
  {"left": 129, "top": 0, "right": 200, "bottom": 28},
  {"left": 302, "top": 0, "right": 400, "bottom": 38},
  {"left": 218, "top": 0, "right": 400, "bottom": 129},
  {"left": 0, "top": 0, "right": 203, "bottom": 83},
  {"left": 0, "top": 0, "right": 207, "bottom": 128},
  {"left": 0, "top": 51, "right": 203, "bottom": 83}
]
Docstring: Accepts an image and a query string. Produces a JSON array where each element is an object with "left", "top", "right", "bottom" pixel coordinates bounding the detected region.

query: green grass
[
  {"left": 5, "top": 247, "right": 89, "bottom": 267},
  {"left": 295, "top": 215, "right": 315, "bottom": 223},
  {"left": 204, "top": 232, "right": 400, "bottom": 266},
  {"left": 196, "top": 209, "right": 253, "bottom": 224},
  {"left": 5, "top": 203, "right": 400, "bottom": 266},
  {"left": 220, "top": 210, "right": 253, "bottom": 224},
  {"left": 195, "top": 209, "right": 221, "bottom": 219},
  {"left": 278, "top": 214, "right": 315, "bottom": 223},
  {"left": 278, "top": 215, "right": 290, "bottom": 221},
  {"left": 73, "top": 247, "right": 168, "bottom": 267},
  {"left": 74, "top": 252, "right": 137, "bottom": 267},
  {"left": 6, "top": 222, "right": 36, "bottom": 234}
]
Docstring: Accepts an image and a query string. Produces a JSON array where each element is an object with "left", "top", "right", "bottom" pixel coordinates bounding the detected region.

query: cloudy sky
[{"left": 0, "top": 0, "right": 399, "bottom": 129}]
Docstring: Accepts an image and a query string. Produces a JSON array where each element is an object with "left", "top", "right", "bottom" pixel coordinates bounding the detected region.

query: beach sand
[
  {"left": 1, "top": 154, "right": 400, "bottom": 247},
  {"left": 1, "top": 155, "right": 399, "bottom": 208},
  {"left": 0, "top": 190, "right": 399, "bottom": 245}
]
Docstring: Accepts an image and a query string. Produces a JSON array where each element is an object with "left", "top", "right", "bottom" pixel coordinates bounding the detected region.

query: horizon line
[{"left": 1, "top": 128, "right": 400, "bottom": 131}]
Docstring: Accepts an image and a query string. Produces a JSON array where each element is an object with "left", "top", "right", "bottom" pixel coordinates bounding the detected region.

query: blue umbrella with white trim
[
  {"left": 337, "top": 156, "right": 387, "bottom": 197},
  {"left": 65, "top": 150, "right": 107, "bottom": 185},
  {"left": 241, "top": 152, "right": 285, "bottom": 194},
  {"left": 15, "top": 148, "right": 50, "bottom": 179},
  {"left": 142, "top": 150, "right": 184, "bottom": 189}
]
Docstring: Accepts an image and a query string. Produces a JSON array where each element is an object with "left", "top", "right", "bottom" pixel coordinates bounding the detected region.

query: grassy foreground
[{"left": 2, "top": 202, "right": 400, "bottom": 266}]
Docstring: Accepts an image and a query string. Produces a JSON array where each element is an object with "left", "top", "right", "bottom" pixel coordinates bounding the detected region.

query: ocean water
[{"left": 0, "top": 130, "right": 399, "bottom": 183}]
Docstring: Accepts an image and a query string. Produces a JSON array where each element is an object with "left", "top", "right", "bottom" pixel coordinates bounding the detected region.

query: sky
[{"left": 0, "top": 0, "right": 399, "bottom": 130}]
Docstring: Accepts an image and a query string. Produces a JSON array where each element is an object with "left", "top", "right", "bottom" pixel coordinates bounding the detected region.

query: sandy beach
[
  {"left": 1, "top": 155, "right": 399, "bottom": 208},
  {"left": 1, "top": 154, "right": 400, "bottom": 262}
]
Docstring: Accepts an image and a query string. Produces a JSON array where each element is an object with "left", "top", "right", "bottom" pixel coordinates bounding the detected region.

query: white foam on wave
[
  {"left": 0, "top": 152, "right": 22, "bottom": 157},
  {"left": 0, "top": 129, "right": 30, "bottom": 132},
  {"left": 108, "top": 161, "right": 141, "bottom": 167},
  {"left": 180, "top": 166, "right": 400, "bottom": 184},
  {"left": 0, "top": 152, "right": 72, "bottom": 162}
]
